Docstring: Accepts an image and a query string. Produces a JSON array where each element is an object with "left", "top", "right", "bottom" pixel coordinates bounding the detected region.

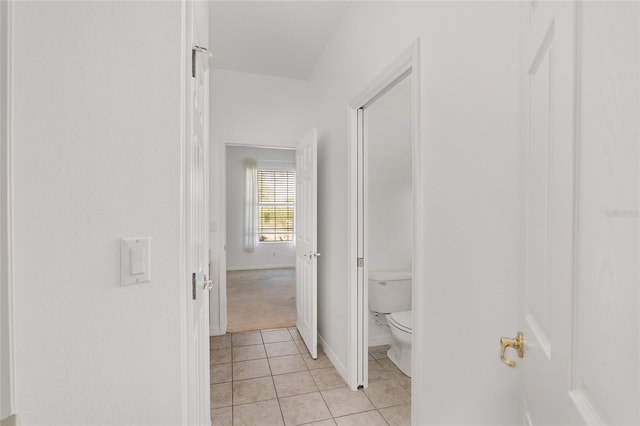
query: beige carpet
[{"left": 226, "top": 268, "right": 296, "bottom": 333}]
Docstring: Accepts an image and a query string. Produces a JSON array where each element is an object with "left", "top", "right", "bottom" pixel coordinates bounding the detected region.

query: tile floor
[{"left": 210, "top": 328, "right": 411, "bottom": 426}]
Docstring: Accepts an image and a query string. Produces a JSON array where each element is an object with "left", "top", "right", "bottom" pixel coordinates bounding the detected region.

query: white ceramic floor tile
[
  {"left": 334, "top": 410, "right": 388, "bottom": 426},
  {"left": 379, "top": 404, "right": 411, "bottom": 426},
  {"left": 233, "top": 358, "right": 271, "bottom": 381},
  {"left": 269, "top": 354, "right": 307, "bottom": 375},
  {"left": 279, "top": 392, "right": 332, "bottom": 425},
  {"left": 232, "top": 344, "right": 267, "bottom": 362},
  {"left": 262, "top": 329, "right": 293, "bottom": 343},
  {"left": 321, "top": 387, "right": 375, "bottom": 417},
  {"left": 213, "top": 328, "right": 412, "bottom": 426},
  {"left": 233, "top": 376, "right": 277, "bottom": 405},
  {"left": 273, "top": 371, "right": 318, "bottom": 398},
  {"left": 233, "top": 399, "right": 284, "bottom": 426},
  {"left": 210, "top": 406, "right": 232, "bottom": 426}
]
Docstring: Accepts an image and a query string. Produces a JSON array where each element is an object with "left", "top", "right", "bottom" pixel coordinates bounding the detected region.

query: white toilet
[{"left": 368, "top": 271, "right": 412, "bottom": 377}]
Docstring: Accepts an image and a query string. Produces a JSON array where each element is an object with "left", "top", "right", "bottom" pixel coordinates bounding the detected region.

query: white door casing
[
  {"left": 296, "top": 128, "right": 318, "bottom": 359},
  {"left": 347, "top": 42, "right": 419, "bottom": 395},
  {"left": 356, "top": 72, "right": 412, "bottom": 389},
  {"left": 520, "top": 1, "right": 639, "bottom": 424},
  {"left": 357, "top": 106, "right": 366, "bottom": 388},
  {"left": 1, "top": 0, "right": 15, "bottom": 419},
  {"left": 184, "top": 0, "right": 211, "bottom": 423}
]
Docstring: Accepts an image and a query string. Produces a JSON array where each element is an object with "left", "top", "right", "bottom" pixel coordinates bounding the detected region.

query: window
[{"left": 257, "top": 169, "right": 295, "bottom": 242}]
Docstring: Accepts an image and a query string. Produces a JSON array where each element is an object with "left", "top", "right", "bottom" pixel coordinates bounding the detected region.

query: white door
[
  {"left": 296, "top": 128, "right": 319, "bottom": 358},
  {"left": 518, "top": 1, "right": 639, "bottom": 424},
  {"left": 185, "top": 1, "right": 211, "bottom": 423}
]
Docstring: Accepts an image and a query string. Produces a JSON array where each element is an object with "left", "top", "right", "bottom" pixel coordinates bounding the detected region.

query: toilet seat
[{"left": 388, "top": 310, "right": 412, "bottom": 334}]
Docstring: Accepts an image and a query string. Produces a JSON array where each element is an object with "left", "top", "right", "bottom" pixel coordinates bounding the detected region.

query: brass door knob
[{"left": 500, "top": 331, "right": 525, "bottom": 368}]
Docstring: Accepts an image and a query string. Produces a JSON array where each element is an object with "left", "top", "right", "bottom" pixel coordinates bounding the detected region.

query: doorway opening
[
  {"left": 224, "top": 145, "right": 297, "bottom": 333},
  {"left": 347, "top": 41, "right": 421, "bottom": 421}
]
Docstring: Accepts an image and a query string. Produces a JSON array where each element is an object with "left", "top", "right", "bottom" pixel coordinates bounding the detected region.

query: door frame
[
  {"left": 216, "top": 141, "right": 297, "bottom": 336},
  {"left": 1, "top": 0, "right": 15, "bottom": 420},
  {"left": 179, "top": 0, "right": 212, "bottom": 422},
  {"left": 346, "top": 39, "right": 422, "bottom": 409}
]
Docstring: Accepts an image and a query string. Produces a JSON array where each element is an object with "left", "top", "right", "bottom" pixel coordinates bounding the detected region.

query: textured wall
[
  {"left": 12, "top": 2, "right": 184, "bottom": 423},
  {"left": 309, "top": 2, "right": 520, "bottom": 423}
]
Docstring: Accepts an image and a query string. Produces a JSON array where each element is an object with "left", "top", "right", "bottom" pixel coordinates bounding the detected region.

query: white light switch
[
  {"left": 121, "top": 237, "right": 150, "bottom": 286},
  {"left": 130, "top": 247, "right": 145, "bottom": 275}
]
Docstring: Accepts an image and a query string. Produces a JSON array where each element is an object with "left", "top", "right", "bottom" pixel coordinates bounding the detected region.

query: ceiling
[{"left": 210, "top": 1, "right": 352, "bottom": 80}]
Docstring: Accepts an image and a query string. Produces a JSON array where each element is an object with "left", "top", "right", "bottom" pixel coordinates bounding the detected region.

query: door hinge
[
  {"left": 191, "top": 48, "right": 196, "bottom": 78},
  {"left": 192, "top": 272, "right": 196, "bottom": 300},
  {"left": 192, "top": 45, "right": 212, "bottom": 78},
  {"left": 357, "top": 258, "right": 364, "bottom": 268}
]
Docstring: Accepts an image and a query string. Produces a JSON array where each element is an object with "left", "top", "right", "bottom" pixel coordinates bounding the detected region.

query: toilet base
[{"left": 387, "top": 344, "right": 412, "bottom": 377}]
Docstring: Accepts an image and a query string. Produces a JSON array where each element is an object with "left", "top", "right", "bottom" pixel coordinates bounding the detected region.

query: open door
[
  {"left": 516, "top": 1, "right": 639, "bottom": 424},
  {"left": 518, "top": 1, "right": 582, "bottom": 422},
  {"left": 296, "top": 128, "right": 319, "bottom": 358},
  {"left": 184, "top": 1, "right": 212, "bottom": 423}
]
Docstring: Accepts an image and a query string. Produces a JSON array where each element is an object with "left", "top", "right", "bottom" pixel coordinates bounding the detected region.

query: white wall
[
  {"left": 366, "top": 76, "right": 413, "bottom": 273},
  {"left": 0, "top": 0, "right": 14, "bottom": 419},
  {"left": 309, "top": 2, "right": 521, "bottom": 424},
  {"left": 366, "top": 76, "right": 413, "bottom": 345},
  {"left": 211, "top": 69, "right": 311, "bottom": 147},
  {"left": 226, "top": 145, "right": 296, "bottom": 270},
  {"left": 209, "top": 69, "right": 311, "bottom": 334},
  {"left": 12, "top": 3, "right": 184, "bottom": 424}
]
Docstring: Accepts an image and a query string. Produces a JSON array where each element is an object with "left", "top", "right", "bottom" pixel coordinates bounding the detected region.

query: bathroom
[{"left": 366, "top": 75, "right": 414, "bottom": 380}]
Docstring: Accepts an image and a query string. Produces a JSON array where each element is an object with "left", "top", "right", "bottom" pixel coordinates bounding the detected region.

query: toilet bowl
[
  {"left": 368, "top": 271, "right": 413, "bottom": 377},
  {"left": 385, "top": 310, "right": 412, "bottom": 377}
]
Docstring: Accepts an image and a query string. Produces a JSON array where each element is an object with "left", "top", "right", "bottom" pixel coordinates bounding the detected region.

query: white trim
[
  {"left": 226, "top": 264, "right": 295, "bottom": 272},
  {"left": 256, "top": 159, "right": 295, "bottom": 171},
  {"left": 570, "top": 0, "right": 583, "bottom": 398},
  {"left": 209, "top": 327, "right": 224, "bottom": 337},
  {"left": 408, "top": 39, "right": 423, "bottom": 426},
  {"left": 218, "top": 142, "right": 227, "bottom": 335},
  {"left": 225, "top": 141, "right": 297, "bottom": 150},
  {"left": 257, "top": 241, "right": 295, "bottom": 246},
  {"left": 346, "top": 104, "right": 359, "bottom": 390},
  {"left": 178, "top": 0, "right": 189, "bottom": 422},
  {"left": 318, "top": 333, "right": 347, "bottom": 384},
  {"left": 1, "top": 0, "right": 15, "bottom": 419},
  {"left": 218, "top": 142, "right": 299, "bottom": 335},
  {"left": 346, "top": 39, "right": 422, "bottom": 405}
]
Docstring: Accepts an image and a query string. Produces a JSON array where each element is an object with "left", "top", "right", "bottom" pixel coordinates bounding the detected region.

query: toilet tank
[{"left": 368, "top": 271, "right": 412, "bottom": 313}]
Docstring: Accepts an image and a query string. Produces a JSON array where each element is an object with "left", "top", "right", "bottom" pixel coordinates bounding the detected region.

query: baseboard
[
  {"left": 318, "top": 333, "right": 348, "bottom": 383},
  {"left": 1, "top": 415, "right": 17, "bottom": 426},
  {"left": 368, "top": 334, "right": 393, "bottom": 347},
  {"left": 210, "top": 327, "right": 225, "bottom": 337},
  {"left": 226, "top": 264, "right": 295, "bottom": 271}
]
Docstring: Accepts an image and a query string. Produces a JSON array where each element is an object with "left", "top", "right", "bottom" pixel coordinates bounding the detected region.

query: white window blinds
[{"left": 257, "top": 169, "right": 295, "bottom": 242}]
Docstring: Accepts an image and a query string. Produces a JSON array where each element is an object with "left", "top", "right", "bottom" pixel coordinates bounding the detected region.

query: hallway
[{"left": 210, "top": 328, "right": 411, "bottom": 425}]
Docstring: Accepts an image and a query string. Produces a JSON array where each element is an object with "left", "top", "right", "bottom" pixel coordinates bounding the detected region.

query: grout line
[
  {"left": 377, "top": 408, "right": 392, "bottom": 425},
  {"left": 268, "top": 361, "right": 287, "bottom": 425},
  {"left": 215, "top": 328, "right": 410, "bottom": 425}
]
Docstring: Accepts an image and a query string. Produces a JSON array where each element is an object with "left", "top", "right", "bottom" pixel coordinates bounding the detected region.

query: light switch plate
[{"left": 121, "top": 237, "right": 150, "bottom": 286}]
